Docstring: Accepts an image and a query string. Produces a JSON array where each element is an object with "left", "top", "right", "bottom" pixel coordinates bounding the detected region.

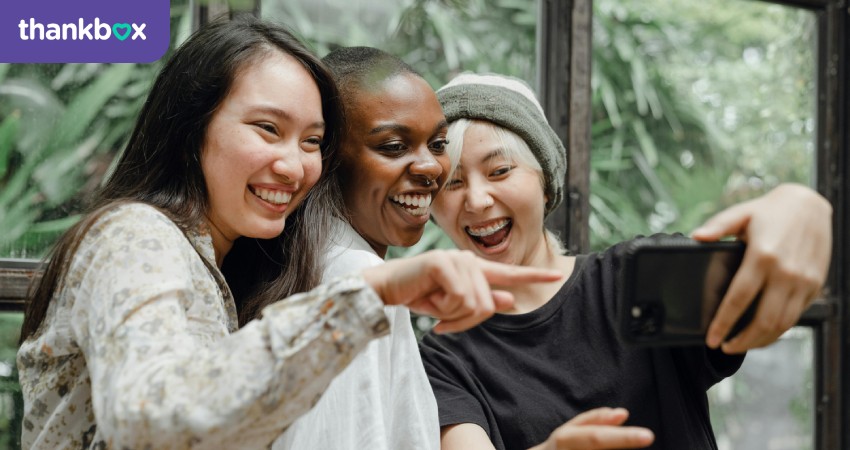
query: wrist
[{"left": 360, "top": 267, "right": 387, "bottom": 305}]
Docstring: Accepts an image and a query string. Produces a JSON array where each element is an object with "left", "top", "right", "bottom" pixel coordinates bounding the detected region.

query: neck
[
  {"left": 371, "top": 243, "right": 388, "bottom": 259},
  {"left": 346, "top": 218, "right": 388, "bottom": 258},
  {"left": 205, "top": 218, "right": 233, "bottom": 267}
]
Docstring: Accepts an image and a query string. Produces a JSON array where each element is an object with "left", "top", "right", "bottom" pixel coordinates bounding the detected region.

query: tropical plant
[
  {"left": 588, "top": 0, "right": 814, "bottom": 249},
  {"left": 0, "top": 2, "right": 193, "bottom": 259}
]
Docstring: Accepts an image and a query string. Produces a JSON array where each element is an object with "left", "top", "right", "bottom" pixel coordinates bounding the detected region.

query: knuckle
[
  {"left": 587, "top": 431, "right": 604, "bottom": 447},
  {"left": 770, "top": 316, "right": 789, "bottom": 335},
  {"left": 802, "top": 269, "right": 824, "bottom": 290},
  {"left": 480, "top": 302, "right": 495, "bottom": 317},
  {"left": 439, "top": 249, "right": 457, "bottom": 262},
  {"left": 779, "top": 314, "right": 798, "bottom": 332},
  {"left": 753, "top": 248, "right": 781, "bottom": 269},
  {"left": 752, "top": 317, "right": 771, "bottom": 334},
  {"left": 773, "top": 261, "right": 799, "bottom": 280},
  {"left": 552, "top": 431, "right": 571, "bottom": 446},
  {"left": 726, "top": 297, "right": 748, "bottom": 310}
]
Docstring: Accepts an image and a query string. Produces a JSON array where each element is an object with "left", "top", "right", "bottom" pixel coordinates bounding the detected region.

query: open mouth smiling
[
  {"left": 465, "top": 218, "right": 512, "bottom": 248},
  {"left": 250, "top": 186, "right": 292, "bottom": 206},
  {"left": 390, "top": 192, "right": 432, "bottom": 217}
]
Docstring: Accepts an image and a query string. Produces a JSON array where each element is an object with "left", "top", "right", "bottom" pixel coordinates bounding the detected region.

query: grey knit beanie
[{"left": 436, "top": 73, "right": 567, "bottom": 216}]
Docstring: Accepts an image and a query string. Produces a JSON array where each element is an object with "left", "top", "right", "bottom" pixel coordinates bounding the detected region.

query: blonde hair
[{"left": 443, "top": 119, "right": 566, "bottom": 255}]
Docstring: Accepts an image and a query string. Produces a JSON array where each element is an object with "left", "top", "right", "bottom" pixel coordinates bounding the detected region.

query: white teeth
[
  {"left": 391, "top": 193, "right": 432, "bottom": 208},
  {"left": 467, "top": 219, "right": 510, "bottom": 237},
  {"left": 407, "top": 207, "right": 429, "bottom": 216},
  {"left": 254, "top": 187, "right": 292, "bottom": 205}
]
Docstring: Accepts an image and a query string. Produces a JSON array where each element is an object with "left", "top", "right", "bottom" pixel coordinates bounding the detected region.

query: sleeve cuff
[{"left": 330, "top": 274, "right": 390, "bottom": 337}]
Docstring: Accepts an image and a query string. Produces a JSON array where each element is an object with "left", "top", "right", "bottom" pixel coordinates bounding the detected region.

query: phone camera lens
[{"left": 630, "top": 302, "right": 663, "bottom": 337}]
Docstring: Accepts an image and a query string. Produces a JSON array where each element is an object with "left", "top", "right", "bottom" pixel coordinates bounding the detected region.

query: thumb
[
  {"left": 692, "top": 201, "right": 753, "bottom": 241},
  {"left": 567, "top": 407, "right": 630, "bottom": 426}
]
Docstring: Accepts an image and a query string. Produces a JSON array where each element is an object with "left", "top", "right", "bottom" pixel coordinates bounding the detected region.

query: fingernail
[
  {"left": 636, "top": 429, "right": 654, "bottom": 441},
  {"left": 691, "top": 226, "right": 707, "bottom": 236},
  {"left": 706, "top": 333, "right": 719, "bottom": 348},
  {"left": 608, "top": 407, "right": 625, "bottom": 416},
  {"left": 721, "top": 340, "right": 741, "bottom": 354}
]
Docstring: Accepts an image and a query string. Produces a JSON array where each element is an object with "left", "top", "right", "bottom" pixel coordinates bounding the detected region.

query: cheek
[
  {"left": 432, "top": 195, "right": 462, "bottom": 232},
  {"left": 436, "top": 154, "right": 451, "bottom": 183},
  {"left": 303, "top": 153, "right": 323, "bottom": 190}
]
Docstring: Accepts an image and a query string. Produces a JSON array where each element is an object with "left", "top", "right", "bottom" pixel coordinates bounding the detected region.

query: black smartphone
[{"left": 618, "top": 235, "right": 757, "bottom": 346}]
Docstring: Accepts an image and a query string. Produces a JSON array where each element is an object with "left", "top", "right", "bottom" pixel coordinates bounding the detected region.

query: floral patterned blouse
[{"left": 17, "top": 203, "right": 389, "bottom": 449}]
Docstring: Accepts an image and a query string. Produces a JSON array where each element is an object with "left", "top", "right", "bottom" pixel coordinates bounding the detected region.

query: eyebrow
[
  {"left": 434, "top": 120, "right": 449, "bottom": 134},
  {"left": 369, "top": 120, "right": 449, "bottom": 136},
  {"left": 370, "top": 123, "right": 410, "bottom": 135},
  {"left": 454, "top": 149, "right": 505, "bottom": 173},
  {"left": 251, "top": 105, "right": 325, "bottom": 129}
]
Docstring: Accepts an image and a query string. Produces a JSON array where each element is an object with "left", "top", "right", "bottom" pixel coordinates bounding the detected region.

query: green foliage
[
  {"left": 0, "top": 1, "right": 193, "bottom": 259},
  {"left": 589, "top": 0, "right": 814, "bottom": 249}
]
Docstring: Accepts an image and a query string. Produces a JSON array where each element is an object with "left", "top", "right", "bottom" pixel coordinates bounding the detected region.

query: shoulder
[
  {"left": 320, "top": 217, "right": 384, "bottom": 276},
  {"left": 74, "top": 202, "right": 195, "bottom": 268},
  {"left": 86, "top": 202, "right": 182, "bottom": 240},
  {"left": 89, "top": 202, "right": 186, "bottom": 242},
  {"left": 419, "top": 327, "right": 482, "bottom": 370},
  {"left": 327, "top": 245, "right": 384, "bottom": 268}
]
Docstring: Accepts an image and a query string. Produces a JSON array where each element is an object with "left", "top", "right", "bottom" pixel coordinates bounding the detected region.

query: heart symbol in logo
[{"left": 112, "top": 23, "right": 131, "bottom": 41}]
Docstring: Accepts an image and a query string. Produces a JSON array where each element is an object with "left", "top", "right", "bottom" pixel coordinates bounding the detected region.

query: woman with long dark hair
[{"left": 16, "top": 20, "right": 559, "bottom": 449}]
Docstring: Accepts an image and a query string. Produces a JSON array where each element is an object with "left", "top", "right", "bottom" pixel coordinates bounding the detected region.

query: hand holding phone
[{"left": 618, "top": 236, "right": 758, "bottom": 346}]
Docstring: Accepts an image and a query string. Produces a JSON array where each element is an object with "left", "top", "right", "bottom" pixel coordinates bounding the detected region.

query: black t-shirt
[{"left": 419, "top": 240, "right": 745, "bottom": 450}]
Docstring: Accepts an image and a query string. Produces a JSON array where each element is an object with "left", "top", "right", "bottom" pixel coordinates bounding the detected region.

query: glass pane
[
  {"left": 590, "top": 0, "right": 816, "bottom": 249},
  {"left": 0, "top": 2, "right": 193, "bottom": 259},
  {"left": 709, "top": 327, "right": 814, "bottom": 450},
  {"left": 591, "top": 1, "right": 817, "bottom": 449},
  {"left": 263, "top": 0, "right": 538, "bottom": 89}
]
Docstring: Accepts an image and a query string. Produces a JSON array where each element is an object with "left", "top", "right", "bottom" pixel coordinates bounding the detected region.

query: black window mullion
[{"left": 538, "top": 0, "right": 592, "bottom": 255}]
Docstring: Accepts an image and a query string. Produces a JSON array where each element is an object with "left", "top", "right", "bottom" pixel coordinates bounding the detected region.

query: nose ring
[{"left": 423, "top": 178, "right": 433, "bottom": 187}]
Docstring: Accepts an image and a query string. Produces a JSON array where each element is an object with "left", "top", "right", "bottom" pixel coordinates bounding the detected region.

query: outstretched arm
[
  {"left": 363, "top": 249, "right": 562, "bottom": 333},
  {"left": 692, "top": 183, "right": 832, "bottom": 353}
]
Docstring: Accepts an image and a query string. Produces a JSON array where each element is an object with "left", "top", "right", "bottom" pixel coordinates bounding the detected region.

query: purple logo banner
[{"left": 0, "top": 0, "right": 170, "bottom": 63}]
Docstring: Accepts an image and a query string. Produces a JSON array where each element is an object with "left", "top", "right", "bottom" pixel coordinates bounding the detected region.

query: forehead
[
  {"left": 346, "top": 73, "right": 443, "bottom": 125},
  {"left": 461, "top": 124, "right": 503, "bottom": 160},
  {"left": 226, "top": 50, "right": 321, "bottom": 110}
]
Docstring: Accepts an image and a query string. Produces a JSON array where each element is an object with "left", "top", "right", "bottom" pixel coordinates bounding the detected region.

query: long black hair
[{"left": 21, "top": 16, "right": 344, "bottom": 341}]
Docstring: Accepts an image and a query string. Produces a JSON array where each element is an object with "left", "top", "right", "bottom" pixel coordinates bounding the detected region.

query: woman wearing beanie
[{"left": 419, "top": 73, "right": 832, "bottom": 450}]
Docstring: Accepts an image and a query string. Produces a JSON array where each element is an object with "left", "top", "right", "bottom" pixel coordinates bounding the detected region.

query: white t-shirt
[{"left": 274, "top": 218, "right": 440, "bottom": 450}]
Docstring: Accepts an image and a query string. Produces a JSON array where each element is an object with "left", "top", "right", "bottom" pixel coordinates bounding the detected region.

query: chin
[
  {"left": 246, "top": 221, "right": 287, "bottom": 240},
  {"left": 395, "top": 230, "right": 426, "bottom": 248}
]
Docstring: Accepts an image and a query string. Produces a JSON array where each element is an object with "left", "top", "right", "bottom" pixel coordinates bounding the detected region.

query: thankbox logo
[
  {"left": 1, "top": 0, "right": 169, "bottom": 63},
  {"left": 18, "top": 18, "right": 147, "bottom": 42}
]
